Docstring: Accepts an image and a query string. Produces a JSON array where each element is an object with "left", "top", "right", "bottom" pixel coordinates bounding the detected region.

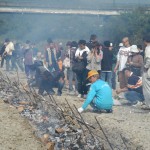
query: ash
[{"left": 0, "top": 72, "right": 104, "bottom": 150}]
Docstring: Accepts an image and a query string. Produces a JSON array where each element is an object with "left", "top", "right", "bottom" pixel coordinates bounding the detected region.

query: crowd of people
[{"left": 0, "top": 34, "right": 150, "bottom": 113}]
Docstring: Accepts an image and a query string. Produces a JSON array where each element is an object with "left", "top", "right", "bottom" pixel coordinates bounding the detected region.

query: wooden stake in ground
[{"left": 95, "top": 116, "right": 114, "bottom": 150}]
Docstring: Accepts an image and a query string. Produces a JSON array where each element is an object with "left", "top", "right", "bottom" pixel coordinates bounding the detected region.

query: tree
[{"left": 101, "top": 8, "right": 150, "bottom": 44}]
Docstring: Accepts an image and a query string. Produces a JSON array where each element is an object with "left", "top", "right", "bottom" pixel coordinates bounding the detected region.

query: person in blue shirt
[{"left": 78, "top": 70, "right": 113, "bottom": 113}]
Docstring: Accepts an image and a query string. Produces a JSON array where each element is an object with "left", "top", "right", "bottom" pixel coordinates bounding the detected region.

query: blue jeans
[
  {"left": 16, "top": 58, "right": 24, "bottom": 72},
  {"left": 57, "top": 80, "right": 64, "bottom": 94},
  {"left": 25, "top": 65, "right": 32, "bottom": 78},
  {"left": 11, "top": 55, "right": 18, "bottom": 71},
  {"left": 101, "top": 71, "right": 112, "bottom": 88},
  {"left": 111, "top": 71, "right": 116, "bottom": 90},
  {"left": 5, "top": 55, "right": 11, "bottom": 71},
  {"left": 67, "top": 68, "right": 77, "bottom": 91},
  {"left": 124, "top": 91, "right": 144, "bottom": 103}
]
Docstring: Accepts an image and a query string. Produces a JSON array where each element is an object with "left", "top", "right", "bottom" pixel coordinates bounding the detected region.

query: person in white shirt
[
  {"left": 114, "top": 37, "right": 131, "bottom": 89},
  {"left": 74, "top": 40, "right": 90, "bottom": 98},
  {"left": 142, "top": 35, "right": 150, "bottom": 109},
  {"left": 4, "top": 38, "right": 14, "bottom": 71}
]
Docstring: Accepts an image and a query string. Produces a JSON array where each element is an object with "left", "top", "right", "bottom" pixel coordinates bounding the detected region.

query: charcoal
[
  {"left": 0, "top": 73, "right": 105, "bottom": 149},
  {"left": 71, "top": 144, "right": 79, "bottom": 150}
]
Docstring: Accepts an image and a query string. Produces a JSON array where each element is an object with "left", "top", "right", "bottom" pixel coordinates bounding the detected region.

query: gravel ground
[
  {"left": 54, "top": 91, "right": 150, "bottom": 150},
  {"left": 0, "top": 70, "right": 150, "bottom": 150},
  {"left": 0, "top": 100, "right": 45, "bottom": 150}
]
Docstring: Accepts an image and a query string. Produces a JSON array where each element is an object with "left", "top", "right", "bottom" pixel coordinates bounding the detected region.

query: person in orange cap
[{"left": 78, "top": 70, "right": 113, "bottom": 113}]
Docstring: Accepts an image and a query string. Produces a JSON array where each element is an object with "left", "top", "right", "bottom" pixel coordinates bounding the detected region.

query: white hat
[
  {"left": 110, "top": 43, "right": 113, "bottom": 47},
  {"left": 119, "top": 43, "right": 123, "bottom": 47},
  {"left": 59, "top": 42, "right": 62, "bottom": 46},
  {"left": 130, "top": 45, "right": 139, "bottom": 53}
]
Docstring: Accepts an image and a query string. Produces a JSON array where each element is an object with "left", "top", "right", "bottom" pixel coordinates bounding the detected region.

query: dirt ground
[
  {"left": 0, "top": 70, "right": 150, "bottom": 150},
  {"left": 0, "top": 97, "right": 45, "bottom": 150},
  {"left": 55, "top": 91, "right": 150, "bottom": 150}
]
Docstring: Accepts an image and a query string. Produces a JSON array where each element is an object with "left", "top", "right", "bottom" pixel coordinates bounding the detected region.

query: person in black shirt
[
  {"left": 101, "top": 41, "right": 113, "bottom": 87},
  {"left": 116, "top": 68, "right": 144, "bottom": 104},
  {"left": 137, "top": 44, "right": 144, "bottom": 58},
  {"left": 86, "top": 34, "right": 98, "bottom": 50},
  {"left": 30, "top": 60, "right": 64, "bottom": 96}
]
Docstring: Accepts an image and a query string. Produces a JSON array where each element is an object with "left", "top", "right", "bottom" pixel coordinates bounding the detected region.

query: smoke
[
  {"left": 0, "top": 13, "right": 102, "bottom": 42},
  {"left": 0, "top": 0, "right": 149, "bottom": 43}
]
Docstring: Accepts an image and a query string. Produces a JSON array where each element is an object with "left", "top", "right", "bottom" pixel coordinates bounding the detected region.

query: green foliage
[{"left": 101, "top": 8, "right": 150, "bottom": 44}]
